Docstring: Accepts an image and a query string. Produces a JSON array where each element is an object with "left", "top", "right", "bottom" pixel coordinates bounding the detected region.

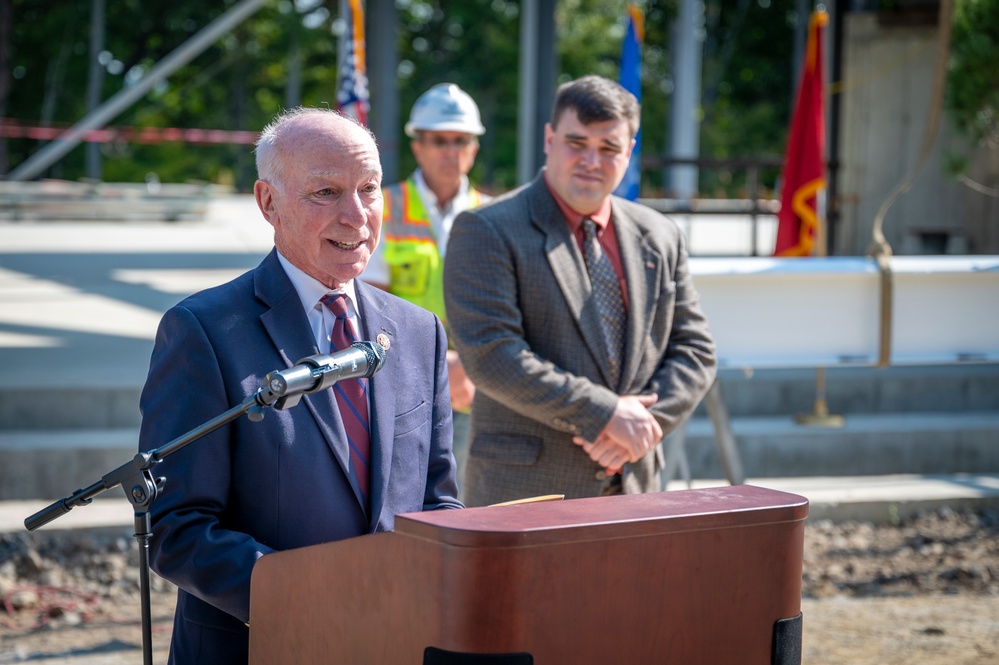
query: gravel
[
  {"left": 803, "top": 506, "right": 999, "bottom": 598},
  {"left": 1, "top": 506, "right": 997, "bottom": 663}
]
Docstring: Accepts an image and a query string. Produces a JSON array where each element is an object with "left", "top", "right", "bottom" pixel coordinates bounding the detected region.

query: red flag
[
  {"left": 335, "top": 0, "right": 370, "bottom": 126},
  {"left": 774, "top": 10, "right": 828, "bottom": 257}
]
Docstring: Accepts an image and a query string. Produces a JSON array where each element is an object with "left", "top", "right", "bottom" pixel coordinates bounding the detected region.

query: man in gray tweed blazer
[{"left": 444, "top": 75, "right": 717, "bottom": 506}]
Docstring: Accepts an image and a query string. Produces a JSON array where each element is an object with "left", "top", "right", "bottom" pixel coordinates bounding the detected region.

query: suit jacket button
[{"left": 595, "top": 470, "right": 607, "bottom": 481}]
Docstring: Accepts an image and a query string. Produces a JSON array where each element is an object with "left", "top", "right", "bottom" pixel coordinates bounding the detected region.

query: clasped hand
[
  {"left": 447, "top": 350, "right": 475, "bottom": 410},
  {"left": 572, "top": 393, "right": 663, "bottom": 475}
]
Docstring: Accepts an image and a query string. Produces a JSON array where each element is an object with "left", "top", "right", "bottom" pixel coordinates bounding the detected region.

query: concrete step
[
  {"left": 0, "top": 387, "right": 143, "bottom": 431},
  {"left": 679, "top": 411, "right": 999, "bottom": 479},
  {"left": 0, "top": 428, "right": 139, "bottom": 501},
  {"left": 4, "top": 365, "right": 998, "bottom": 431},
  {"left": 702, "top": 364, "right": 999, "bottom": 418},
  {"left": 3, "top": 412, "right": 998, "bottom": 501}
]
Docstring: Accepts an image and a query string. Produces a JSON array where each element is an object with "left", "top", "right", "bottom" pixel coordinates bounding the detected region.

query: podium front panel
[{"left": 250, "top": 484, "right": 807, "bottom": 664}]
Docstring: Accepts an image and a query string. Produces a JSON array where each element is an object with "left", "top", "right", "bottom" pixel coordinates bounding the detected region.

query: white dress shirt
[{"left": 276, "top": 252, "right": 364, "bottom": 353}]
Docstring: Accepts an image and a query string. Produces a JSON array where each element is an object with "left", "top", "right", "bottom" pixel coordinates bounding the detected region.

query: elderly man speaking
[{"left": 139, "top": 108, "right": 461, "bottom": 665}]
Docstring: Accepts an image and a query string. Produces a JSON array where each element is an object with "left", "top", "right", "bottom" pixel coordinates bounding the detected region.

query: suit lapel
[
  {"left": 614, "top": 211, "right": 663, "bottom": 390},
  {"left": 528, "top": 178, "right": 617, "bottom": 387},
  {"left": 255, "top": 250, "right": 360, "bottom": 515},
  {"left": 354, "top": 281, "right": 398, "bottom": 528}
]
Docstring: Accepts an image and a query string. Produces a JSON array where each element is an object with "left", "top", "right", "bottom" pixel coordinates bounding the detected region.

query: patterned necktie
[
  {"left": 581, "top": 219, "right": 626, "bottom": 385},
  {"left": 321, "top": 294, "right": 370, "bottom": 506}
]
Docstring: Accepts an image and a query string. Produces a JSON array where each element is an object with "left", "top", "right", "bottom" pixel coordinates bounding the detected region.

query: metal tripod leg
[
  {"left": 662, "top": 422, "right": 692, "bottom": 490},
  {"left": 704, "top": 377, "right": 745, "bottom": 485}
]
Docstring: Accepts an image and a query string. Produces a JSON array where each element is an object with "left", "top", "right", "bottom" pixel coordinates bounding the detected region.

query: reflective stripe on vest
[
  {"left": 381, "top": 180, "right": 486, "bottom": 322},
  {"left": 381, "top": 179, "right": 444, "bottom": 320}
]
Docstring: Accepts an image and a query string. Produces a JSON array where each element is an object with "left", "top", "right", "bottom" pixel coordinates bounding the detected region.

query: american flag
[{"left": 335, "top": 0, "right": 370, "bottom": 126}]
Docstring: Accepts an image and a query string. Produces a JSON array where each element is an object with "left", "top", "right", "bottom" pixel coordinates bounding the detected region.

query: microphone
[{"left": 266, "top": 341, "right": 387, "bottom": 399}]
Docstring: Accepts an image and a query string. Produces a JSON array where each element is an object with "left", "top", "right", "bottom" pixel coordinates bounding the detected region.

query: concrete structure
[
  {"left": 837, "top": 12, "right": 999, "bottom": 255},
  {"left": 1, "top": 193, "right": 997, "bottom": 522}
]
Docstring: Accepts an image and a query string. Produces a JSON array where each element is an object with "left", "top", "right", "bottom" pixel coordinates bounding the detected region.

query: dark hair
[{"left": 550, "top": 75, "right": 640, "bottom": 138}]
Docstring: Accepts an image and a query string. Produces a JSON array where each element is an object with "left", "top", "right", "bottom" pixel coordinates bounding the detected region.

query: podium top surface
[{"left": 395, "top": 485, "right": 808, "bottom": 548}]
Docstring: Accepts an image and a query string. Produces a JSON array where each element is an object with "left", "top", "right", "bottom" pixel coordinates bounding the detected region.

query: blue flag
[{"left": 614, "top": 6, "right": 643, "bottom": 200}]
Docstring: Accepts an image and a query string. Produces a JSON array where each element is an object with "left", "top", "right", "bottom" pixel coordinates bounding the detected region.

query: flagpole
[
  {"left": 796, "top": 158, "right": 843, "bottom": 427},
  {"left": 795, "top": 366, "right": 844, "bottom": 427},
  {"left": 775, "top": 10, "right": 846, "bottom": 427}
]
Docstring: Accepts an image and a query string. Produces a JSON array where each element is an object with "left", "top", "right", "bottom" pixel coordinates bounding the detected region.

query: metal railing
[{"left": 638, "top": 156, "right": 784, "bottom": 257}]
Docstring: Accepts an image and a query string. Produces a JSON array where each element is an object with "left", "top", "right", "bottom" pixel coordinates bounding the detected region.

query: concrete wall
[
  {"left": 963, "top": 148, "right": 999, "bottom": 253},
  {"left": 837, "top": 13, "right": 999, "bottom": 255}
]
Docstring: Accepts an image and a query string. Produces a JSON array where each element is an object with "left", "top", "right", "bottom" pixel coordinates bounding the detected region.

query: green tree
[
  {"left": 946, "top": 0, "right": 999, "bottom": 149},
  {"left": 4, "top": 0, "right": 340, "bottom": 188},
  {"left": 3, "top": 0, "right": 802, "bottom": 198},
  {"left": 699, "top": 0, "right": 796, "bottom": 197},
  {"left": 393, "top": 0, "right": 521, "bottom": 188}
]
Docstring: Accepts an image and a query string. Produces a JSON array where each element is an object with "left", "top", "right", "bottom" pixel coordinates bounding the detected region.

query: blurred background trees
[
  {"left": 1, "top": 0, "right": 807, "bottom": 194},
  {"left": 944, "top": 0, "right": 999, "bottom": 182}
]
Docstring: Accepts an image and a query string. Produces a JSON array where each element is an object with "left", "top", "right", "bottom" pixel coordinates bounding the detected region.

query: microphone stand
[
  {"left": 23, "top": 384, "right": 288, "bottom": 665},
  {"left": 21, "top": 343, "right": 382, "bottom": 663}
]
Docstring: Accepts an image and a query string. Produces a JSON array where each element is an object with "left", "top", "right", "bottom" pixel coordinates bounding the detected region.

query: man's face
[
  {"left": 254, "top": 116, "right": 383, "bottom": 290},
  {"left": 410, "top": 130, "right": 479, "bottom": 190},
  {"left": 543, "top": 108, "right": 635, "bottom": 215}
]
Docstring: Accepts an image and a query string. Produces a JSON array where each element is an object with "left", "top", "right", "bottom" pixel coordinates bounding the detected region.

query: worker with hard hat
[{"left": 363, "top": 83, "right": 491, "bottom": 500}]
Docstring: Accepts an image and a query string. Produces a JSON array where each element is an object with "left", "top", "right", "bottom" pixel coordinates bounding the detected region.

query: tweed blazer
[{"left": 444, "top": 173, "right": 716, "bottom": 506}]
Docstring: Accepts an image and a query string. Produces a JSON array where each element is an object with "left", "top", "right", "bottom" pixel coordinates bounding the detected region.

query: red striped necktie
[{"left": 321, "top": 294, "right": 370, "bottom": 507}]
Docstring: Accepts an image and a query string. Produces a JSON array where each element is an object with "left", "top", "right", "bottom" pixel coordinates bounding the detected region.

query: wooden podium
[{"left": 249, "top": 485, "right": 807, "bottom": 664}]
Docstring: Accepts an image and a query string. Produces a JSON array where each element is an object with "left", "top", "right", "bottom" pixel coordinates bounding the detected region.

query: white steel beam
[{"left": 691, "top": 256, "right": 999, "bottom": 368}]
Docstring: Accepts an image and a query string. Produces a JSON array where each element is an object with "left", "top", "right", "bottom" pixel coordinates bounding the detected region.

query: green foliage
[
  {"left": 4, "top": 0, "right": 338, "bottom": 188},
  {"left": 3, "top": 0, "right": 800, "bottom": 196},
  {"left": 699, "top": 0, "right": 796, "bottom": 196},
  {"left": 396, "top": 0, "right": 522, "bottom": 188},
  {"left": 946, "top": 0, "right": 999, "bottom": 148},
  {"left": 557, "top": 0, "right": 633, "bottom": 81}
]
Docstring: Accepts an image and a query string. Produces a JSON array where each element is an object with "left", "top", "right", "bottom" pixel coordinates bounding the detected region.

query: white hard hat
[{"left": 404, "top": 83, "right": 486, "bottom": 138}]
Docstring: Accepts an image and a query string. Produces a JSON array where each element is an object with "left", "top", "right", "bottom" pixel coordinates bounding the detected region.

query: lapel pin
[
  {"left": 376, "top": 333, "right": 391, "bottom": 351},
  {"left": 646, "top": 261, "right": 655, "bottom": 269}
]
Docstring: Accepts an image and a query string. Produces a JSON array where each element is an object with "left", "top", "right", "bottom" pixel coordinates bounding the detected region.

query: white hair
[{"left": 254, "top": 107, "right": 376, "bottom": 190}]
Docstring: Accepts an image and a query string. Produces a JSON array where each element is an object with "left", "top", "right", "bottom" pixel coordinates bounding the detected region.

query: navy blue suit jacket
[{"left": 138, "top": 249, "right": 461, "bottom": 664}]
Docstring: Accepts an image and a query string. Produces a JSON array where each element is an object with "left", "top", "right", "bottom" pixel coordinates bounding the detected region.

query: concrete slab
[
  {"left": 6, "top": 474, "right": 999, "bottom": 534},
  {"left": 666, "top": 474, "right": 999, "bottom": 522}
]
